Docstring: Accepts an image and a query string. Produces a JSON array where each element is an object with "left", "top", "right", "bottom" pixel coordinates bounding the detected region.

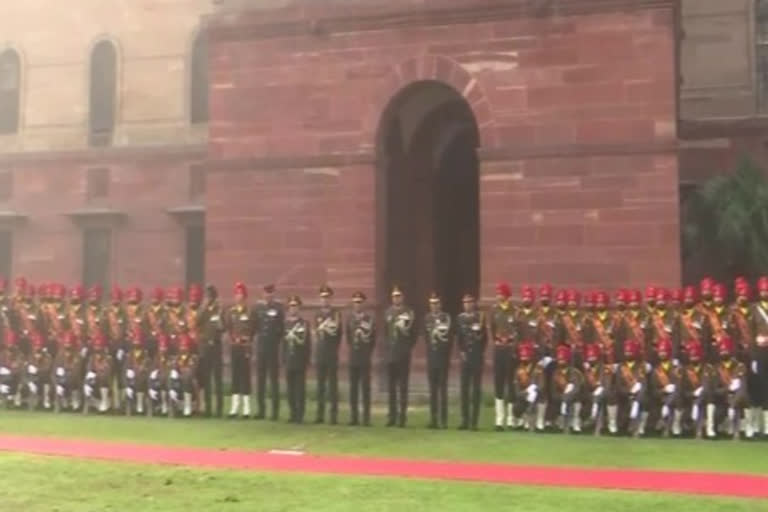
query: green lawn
[
  {"left": 1, "top": 408, "right": 766, "bottom": 474},
  {"left": 1, "top": 454, "right": 765, "bottom": 512}
]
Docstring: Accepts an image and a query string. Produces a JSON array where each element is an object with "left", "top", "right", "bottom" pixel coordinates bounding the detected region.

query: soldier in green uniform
[
  {"left": 424, "top": 292, "right": 452, "bottom": 429},
  {"left": 224, "top": 282, "right": 255, "bottom": 419},
  {"left": 384, "top": 285, "right": 415, "bottom": 428},
  {"left": 254, "top": 284, "right": 284, "bottom": 421},
  {"left": 490, "top": 282, "right": 516, "bottom": 431},
  {"left": 346, "top": 291, "right": 375, "bottom": 426},
  {"left": 198, "top": 285, "right": 224, "bottom": 417},
  {"left": 284, "top": 295, "right": 311, "bottom": 424},
  {"left": 314, "top": 285, "right": 342, "bottom": 424},
  {"left": 456, "top": 293, "right": 486, "bottom": 431}
]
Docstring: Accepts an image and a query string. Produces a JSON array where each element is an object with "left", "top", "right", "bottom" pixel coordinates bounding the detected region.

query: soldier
[
  {"left": 14, "top": 278, "right": 43, "bottom": 358},
  {"left": 85, "top": 285, "right": 106, "bottom": 358},
  {"left": 198, "top": 285, "right": 224, "bottom": 418},
  {"left": 52, "top": 331, "right": 83, "bottom": 412},
  {"left": 644, "top": 285, "right": 657, "bottom": 319},
  {"left": 0, "top": 278, "right": 12, "bottom": 354},
  {"left": 549, "top": 344, "right": 584, "bottom": 433},
  {"left": 423, "top": 292, "right": 452, "bottom": 429},
  {"left": 535, "top": 284, "right": 557, "bottom": 358},
  {"left": 165, "top": 286, "right": 186, "bottom": 354},
  {"left": 708, "top": 336, "right": 748, "bottom": 439},
  {"left": 284, "top": 295, "right": 310, "bottom": 424},
  {"left": 169, "top": 333, "right": 198, "bottom": 418},
  {"left": 489, "top": 282, "right": 515, "bottom": 431},
  {"left": 456, "top": 293, "right": 486, "bottom": 431},
  {"left": 225, "top": 282, "right": 255, "bottom": 418},
  {"left": 254, "top": 284, "right": 284, "bottom": 421},
  {"left": 682, "top": 340, "right": 712, "bottom": 439},
  {"left": 674, "top": 286, "right": 708, "bottom": 366},
  {"left": 346, "top": 291, "right": 375, "bottom": 426},
  {"left": 670, "top": 288, "right": 684, "bottom": 314},
  {"left": 616, "top": 339, "right": 649, "bottom": 437},
  {"left": 45, "top": 284, "right": 69, "bottom": 357},
  {"left": 84, "top": 331, "right": 112, "bottom": 414},
  {"left": 314, "top": 285, "right": 342, "bottom": 425},
  {"left": 384, "top": 285, "right": 416, "bottom": 428},
  {"left": 555, "top": 290, "right": 586, "bottom": 367},
  {"left": 516, "top": 286, "right": 537, "bottom": 357},
  {"left": 699, "top": 277, "right": 715, "bottom": 313},
  {"left": 582, "top": 343, "right": 615, "bottom": 435},
  {"left": 730, "top": 281, "right": 758, "bottom": 438},
  {"left": 585, "top": 291, "right": 620, "bottom": 365},
  {"left": 650, "top": 338, "right": 682, "bottom": 437},
  {"left": 146, "top": 287, "right": 166, "bottom": 357},
  {"left": 185, "top": 284, "right": 204, "bottom": 412},
  {"left": 749, "top": 277, "right": 768, "bottom": 438},
  {"left": 512, "top": 340, "right": 547, "bottom": 431},
  {"left": 26, "top": 331, "right": 52, "bottom": 410},
  {"left": 106, "top": 286, "right": 127, "bottom": 409},
  {"left": 703, "top": 283, "right": 730, "bottom": 363},
  {"left": 647, "top": 289, "right": 677, "bottom": 365}
]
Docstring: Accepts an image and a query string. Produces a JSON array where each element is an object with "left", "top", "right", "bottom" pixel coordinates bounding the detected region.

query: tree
[{"left": 683, "top": 158, "right": 768, "bottom": 284}]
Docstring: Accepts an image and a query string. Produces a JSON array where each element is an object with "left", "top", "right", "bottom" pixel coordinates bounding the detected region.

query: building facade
[
  {"left": 0, "top": 0, "right": 212, "bottom": 290},
  {"left": 0, "top": 0, "right": 766, "bottom": 305}
]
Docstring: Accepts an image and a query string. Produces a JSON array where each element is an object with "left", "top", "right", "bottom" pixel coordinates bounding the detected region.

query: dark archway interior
[{"left": 376, "top": 81, "right": 480, "bottom": 317}]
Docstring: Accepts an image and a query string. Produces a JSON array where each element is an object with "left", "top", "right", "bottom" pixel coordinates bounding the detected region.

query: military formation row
[{"left": 0, "top": 276, "right": 767, "bottom": 440}]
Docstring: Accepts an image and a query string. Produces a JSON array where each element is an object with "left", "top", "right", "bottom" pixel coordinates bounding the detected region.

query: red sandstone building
[{"left": 1, "top": 0, "right": 768, "bottom": 310}]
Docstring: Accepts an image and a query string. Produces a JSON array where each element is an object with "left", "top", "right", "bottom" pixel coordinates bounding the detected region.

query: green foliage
[{"left": 683, "top": 158, "right": 768, "bottom": 283}]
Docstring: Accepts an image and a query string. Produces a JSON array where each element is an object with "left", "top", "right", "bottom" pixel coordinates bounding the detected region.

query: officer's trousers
[
  {"left": 316, "top": 362, "right": 338, "bottom": 423},
  {"left": 460, "top": 362, "right": 483, "bottom": 427},
  {"left": 199, "top": 340, "right": 223, "bottom": 416},
  {"left": 286, "top": 367, "right": 306, "bottom": 423},
  {"left": 349, "top": 364, "right": 371, "bottom": 424},
  {"left": 387, "top": 356, "right": 411, "bottom": 425},
  {"left": 257, "top": 351, "right": 280, "bottom": 419},
  {"left": 427, "top": 362, "right": 448, "bottom": 427},
  {"left": 230, "top": 345, "right": 251, "bottom": 395}
]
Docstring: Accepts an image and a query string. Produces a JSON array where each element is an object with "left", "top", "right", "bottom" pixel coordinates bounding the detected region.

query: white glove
[
  {"left": 630, "top": 400, "right": 639, "bottom": 419},
  {"left": 538, "top": 357, "right": 553, "bottom": 368},
  {"left": 150, "top": 370, "right": 159, "bottom": 380},
  {"left": 526, "top": 389, "right": 538, "bottom": 404},
  {"left": 729, "top": 379, "right": 741, "bottom": 392},
  {"left": 644, "top": 363, "right": 652, "bottom": 374},
  {"left": 664, "top": 384, "right": 675, "bottom": 394},
  {"left": 691, "top": 403, "right": 700, "bottom": 422},
  {"left": 672, "top": 358, "right": 680, "bottom": 367},
  {"left": 694, "top": 386, "right": 703, "bottom": 398},
  {"left": 125, "top": 387, "right": 134, "bottom": 399},
  {"left": 117, "top": 349, "right": 124, "bottom": 362},
  {"left": 84, "top": 384, "right": 93, "bottom": 397},
  {"left": 661, "top": 404, "right": 670, "bottom": 419},
  {"left": 80, "top": 347, "right": 88, "bottom": 358},
  {"left": 169, "top": 389, "right": 179, "bottom": 402},
  {"left": 631, "top": 382, "right": 642, "bottom": 394},
  {"left": 149, "top": 389, "right": 159, "bottom": 401},
  {"left": 560, "top": 402, "right": 568, "bottom": 416},
  {"left": 525, "top": 384, "right": 537, "bottom": 394},
  {"left": 564, "top": 383, "right": 575, "bottom": 395},
  {"left": 27, "top": 365, "right": 38, "bottom": 376},
  {"left": 56, "top": 385, "right": 64, "bottom": 397},
  {"left": 125, "top": 369, "right": 136, "bottom": 380},
  {"left": 0, "top": 384, "right": 9, "bottom": 395},
  {"left": 593, "top": 386, "right": 604, "bottom": 398},
  {"left": 612, "top": 364, "right": 619, "bottom": 373},
  {"left": 28, "top": 382, "right": 37, "bottom": 394},
  {"left": 0, "top": 367, "right": 10, "bottom": 376},
  {"left": 170, "top": 369, "right": 180, "bottom": 380},
  {"left": 86, "top": 371, "right": 96, "bottom": 381},
  {"left": 56, "top": 367, "right": 65, "bottom": 377},
  {"left": 752, "top": 361, "right": 759, "bottom": 374}
]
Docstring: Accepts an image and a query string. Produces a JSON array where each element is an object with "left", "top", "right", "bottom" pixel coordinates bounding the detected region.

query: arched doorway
[{"left": 376, "top": 80, "right": 480, "bottom": 317}]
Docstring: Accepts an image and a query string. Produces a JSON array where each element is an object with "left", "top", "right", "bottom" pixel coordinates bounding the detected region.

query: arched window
[
  {"left": 89, "top": 40, "right": 117, "bottom": 147},
  {"left": 0, "top": 49, "right": 21, "bottom": 135},
  {"left": 190, "top": 34, "right": 209, "bottom": 124}
]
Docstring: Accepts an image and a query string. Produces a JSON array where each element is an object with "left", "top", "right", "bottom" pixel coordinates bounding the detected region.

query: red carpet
[{"left": 0, "top": 434, "right": 765, "bottom": 499}]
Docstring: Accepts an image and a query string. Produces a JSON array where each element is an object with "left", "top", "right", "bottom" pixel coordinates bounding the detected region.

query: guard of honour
[{"left": 1, "top": 276, "right": 768, "bottom": 441}]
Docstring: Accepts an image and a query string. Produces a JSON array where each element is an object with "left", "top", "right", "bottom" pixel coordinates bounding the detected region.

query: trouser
[
  {"left": 199, "top": 341, "right": 223, "bottom": 417},
  {"left": 493, "top": 347, "right": 513, "bottom": 400},
  {"left": 753, "top": 347, "right": 768, "bottom": 408},
  {"left": 427, "top": 363, "right": 449, "bottom": 427},
  {"left": 349, "top": 365, "right": 371, "bottom": 424},
  {"left": 316, "top": 362, "right": 338, "bottom": 423},
  {"left": 257, "top": 351, "right": 280, "bottom": 419},
  {"left": 460, "top": 362, "right": 483, "bottom": 428},
  {"left": 230, "top": 345, "right": 251, "bottom": 395},
  {"left": 387, "top": 356, "right": 411, "bottom": 425},
  {"left": 286, "top": 368, "right": 306, "bottom": 423}
]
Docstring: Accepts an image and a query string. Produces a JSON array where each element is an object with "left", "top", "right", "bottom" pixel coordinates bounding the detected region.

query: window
[
  {"left": 82, "top": 228, "right": 111, "bottom": 291},
  {"left": 758, "top": 1, "right": 768, "bottom": 112},
  {"left": 190, "top": 34, "right": 208, "bottom": 124},
  {"left": 185, "top": 225, "right": 205, "bottom": 287},
  {"left": 89, "top": 41, "right": 117, "bottom": 147},
  {"left": 86, "top": 168, "right": 110, "bottom": 201},
  {"left": 0, "top": 49, "right": 20, "bottom": 135},
  {"left": 0, "top": 170, "right": 13, "bottom": 201},
  {"left": 0, "top": 231, "right": 12, "bottom": 280},
  {"left": 189, "top": 164, "right": 206, "bottom": 200}
]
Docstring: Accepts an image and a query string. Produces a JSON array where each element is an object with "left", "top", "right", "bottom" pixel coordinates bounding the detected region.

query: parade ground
[{"left": 0, "top": 409, "right": 767, "bottom": 511}]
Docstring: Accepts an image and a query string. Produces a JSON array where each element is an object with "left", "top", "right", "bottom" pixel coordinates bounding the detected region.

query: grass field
[
  {"left": 1, "top": 454, "right": 766, "bottom": 512},
  {"left": 1, "top": 407, "right": 766, "bottom": 474}
]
